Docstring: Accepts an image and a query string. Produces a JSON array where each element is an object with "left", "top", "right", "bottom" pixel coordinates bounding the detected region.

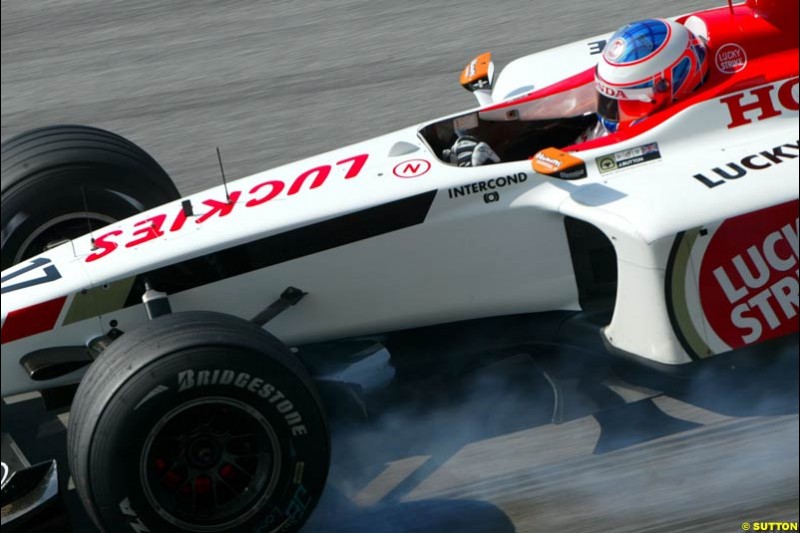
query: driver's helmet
[{"left": 595, "top": 19, "right": 708, "bottom": 133}]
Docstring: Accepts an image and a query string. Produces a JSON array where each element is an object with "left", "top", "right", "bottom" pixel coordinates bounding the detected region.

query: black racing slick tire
[
  {"left": 1, "top": 124, "right": 180, "bottom": 269},
  {"left": 67, "top": 311, "right": 330, "bottom": 533}
]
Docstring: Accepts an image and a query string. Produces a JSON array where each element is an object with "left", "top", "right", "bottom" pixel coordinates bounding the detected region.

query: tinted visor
[
  {"left": 597, "top": 93, "right": 619, "bottom": 123},
  {"left": 596, "top": 91, "right": 668, "bottom": 132}
]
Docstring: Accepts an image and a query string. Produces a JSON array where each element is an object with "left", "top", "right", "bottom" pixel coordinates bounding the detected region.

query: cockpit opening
[{"left": 420, "top": 112, "right": 597, "bottom": 165}]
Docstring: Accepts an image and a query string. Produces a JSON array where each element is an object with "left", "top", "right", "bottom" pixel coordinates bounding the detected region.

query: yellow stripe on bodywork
[
  {"left": 63, "top": 276, "right": 136, "bottom": 325},
  {"left": 670, "top": 229, "right": 713, "bottom": 358}
]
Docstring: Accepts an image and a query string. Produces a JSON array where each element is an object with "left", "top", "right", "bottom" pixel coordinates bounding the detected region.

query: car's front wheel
[{"left": 67, "top": 311, "right": 330, "bottom": 533}]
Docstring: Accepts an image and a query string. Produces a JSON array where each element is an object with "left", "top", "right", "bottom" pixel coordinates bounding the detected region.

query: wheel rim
[
  {"left": 140, "top": 397, "right": 281, "bottom": 532},
  {"left": 11, "top": 212, "right": 116, "bottom": 264}
]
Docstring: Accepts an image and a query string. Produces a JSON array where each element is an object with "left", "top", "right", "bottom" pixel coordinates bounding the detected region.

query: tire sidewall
[
  {"left": 85, "top": 347, "right": 329, "bottom": 533},
  {"left": 1, "top": 165, "right": 173, "bottom": 269}
]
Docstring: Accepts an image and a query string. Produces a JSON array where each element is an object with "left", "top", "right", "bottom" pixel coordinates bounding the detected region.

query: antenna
[
  {"left": 216, "top": 147, "right": 231, "bottom": 204},
  {"left": 80, "top": 186, "right": 96, "bottom": 248}
]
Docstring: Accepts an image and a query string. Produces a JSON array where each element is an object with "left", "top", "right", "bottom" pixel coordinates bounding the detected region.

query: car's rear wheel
[
  {"left": 67, "top": 311, "right": 330, "bottom": 533},
  {"left": 1, "top": 124, "right": 180, "bottom": 269}
]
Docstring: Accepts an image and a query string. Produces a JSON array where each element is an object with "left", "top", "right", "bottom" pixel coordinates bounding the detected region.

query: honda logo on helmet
[{"left": 595, "top": 80, "right": 628, "bottom": 99}]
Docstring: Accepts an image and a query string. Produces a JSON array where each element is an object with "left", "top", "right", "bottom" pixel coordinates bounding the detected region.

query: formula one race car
[{"left": 1, "top": 0, "right": 797, "bottom": 531}]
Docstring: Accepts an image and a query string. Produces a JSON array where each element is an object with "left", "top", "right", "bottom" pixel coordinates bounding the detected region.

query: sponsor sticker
[
  {"left": 595, "top": 79, "right": 628, "bottom": 99},
  {"left": 692, "top": 140, "right": 799, "bottom": 188},
  {"left": 720, "top": 77, "right": 799, "bottom": 129},
  {"left": 698, "top": 203, "right": 799, "bottom": 350},
  {"left": 531, "top": 147, "right": 587, "bottom": 180},
  {"left": 119, "top": 497, "right": 149, "bottom": 533},
  {"left": 178, "top": 369, "right": 309, "bottom": 436},
  {"left": 393, "top": 159, "right": 431, "bottom": 178},
  {"left": 483, "top": 191, "right": 500, "bottom": 204},
  {"left": 596, "top": 142, "right": 661, "bottom": 174},
  {"left": 447, "top": 173, "right": 527, "bottom": 199},
  {"left": 667, "top": 201, "right": 799, "bottom": 358},
  {"left": 84, "top": 152, "right": 371, "bottom": 263},
  {"left": 460, "top": 52, "right": 492, "bottom": 88},
  {"left": 715, "top": 43, "right": 747, "bottom": 74}
]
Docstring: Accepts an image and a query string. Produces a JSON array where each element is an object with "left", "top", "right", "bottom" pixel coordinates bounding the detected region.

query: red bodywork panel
[{"left": 482, "top": 2, "right": 799, "bottom": 152}]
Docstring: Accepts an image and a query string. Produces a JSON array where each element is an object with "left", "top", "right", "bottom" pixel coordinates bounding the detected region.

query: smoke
[{"left": 304, "top": 342, "right": 799, "bottom": 532}]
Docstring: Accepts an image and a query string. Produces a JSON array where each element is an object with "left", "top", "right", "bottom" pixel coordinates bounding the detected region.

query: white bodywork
[
  {"left": 2, "top": 6, "right": 798, "bottom": 397},
  {"left": 492, "top": 33, "right": 611, "bottom": 103}
]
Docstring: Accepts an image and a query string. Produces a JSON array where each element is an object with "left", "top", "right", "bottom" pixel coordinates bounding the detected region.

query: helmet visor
[
  {"left": 596, "top": 82, "right": 669, "bottom": 130},
  {"left": 597, "top": 93, "right": 620, "bottom": 123}
]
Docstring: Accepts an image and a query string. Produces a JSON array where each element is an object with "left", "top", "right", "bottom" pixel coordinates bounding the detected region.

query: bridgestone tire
[
  {"left": 1, "top": 124, "right": 180, "bottom": 269},
  {"left": 67, "top": 311, "right": 330, "bottom": 533}
]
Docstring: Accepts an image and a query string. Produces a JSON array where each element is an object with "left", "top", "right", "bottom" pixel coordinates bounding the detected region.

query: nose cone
[{"left": 1, "top": 244, "right": 92, "bottom": 343}]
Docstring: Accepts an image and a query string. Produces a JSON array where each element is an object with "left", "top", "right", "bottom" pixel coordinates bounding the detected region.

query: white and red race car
[{"left": 1, "top": 0, "right": 797, "bottom": 531}]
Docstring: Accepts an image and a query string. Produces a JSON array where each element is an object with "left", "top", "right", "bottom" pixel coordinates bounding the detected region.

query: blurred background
[
  {"left": 3, "top": 0, "right": 715, "bottom": 194},
  {"left": 2, "top": 1, "right": 798, "bottom": 532}
]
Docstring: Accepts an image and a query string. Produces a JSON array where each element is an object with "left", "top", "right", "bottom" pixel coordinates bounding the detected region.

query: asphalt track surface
[{"left": 2, "top": 1, "right": 799, "bottom": 532}]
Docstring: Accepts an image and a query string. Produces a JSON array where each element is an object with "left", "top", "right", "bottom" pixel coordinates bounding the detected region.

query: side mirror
[{"left": 460, "top": 52, "right": 495, "bottom": 106}]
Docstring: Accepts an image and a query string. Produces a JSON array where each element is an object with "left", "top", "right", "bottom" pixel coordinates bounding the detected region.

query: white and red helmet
[{"left": 595, "top": 19, "right": 708, "bottom": 132}]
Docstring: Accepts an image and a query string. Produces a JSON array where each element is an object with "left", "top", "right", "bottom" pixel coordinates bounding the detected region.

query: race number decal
[
  {"left": 666, "top": 201, "right": 799, "bottom": 358},
  {"left": 1, "top": 257, "right": 61, "bottom": 294}
]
